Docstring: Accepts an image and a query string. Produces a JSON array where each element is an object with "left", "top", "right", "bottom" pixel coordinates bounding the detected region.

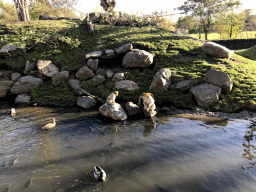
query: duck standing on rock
[
  {"left": 94, "top": 166, "right": 106, "bottom": 182},
  {"left": 10, "top": 108, "right": 16, "bottom": 116},
  {"left": 106, "top": 91, "right": 119, "bottom": 105},
  {"left": 42, "top": 118, "right": 56, "bottom": 130}
]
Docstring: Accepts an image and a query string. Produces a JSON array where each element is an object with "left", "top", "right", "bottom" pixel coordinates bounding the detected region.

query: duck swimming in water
[
  {"left": 94, "top": 166, "right": 106, "bottom": 182},
  {"left": 42, "top": 118, "right": 56, "bottom": 130}
]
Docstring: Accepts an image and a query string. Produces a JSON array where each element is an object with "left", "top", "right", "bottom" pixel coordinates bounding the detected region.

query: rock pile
[{"left": 0, "top": 41, "right": 234, "bottom": 119}]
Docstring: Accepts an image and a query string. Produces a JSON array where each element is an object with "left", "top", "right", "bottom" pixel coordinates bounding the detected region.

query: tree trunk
[{"left": 13, "top": 0, "right": 30, "bottom": 22}]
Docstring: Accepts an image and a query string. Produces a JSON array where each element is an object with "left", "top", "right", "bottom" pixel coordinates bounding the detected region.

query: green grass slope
[
  {"left": 236, "top": 46, "right": 256, "bottom": 61},
  {"left": 1, "top": 20, "right": 256, "bottom": 112}
]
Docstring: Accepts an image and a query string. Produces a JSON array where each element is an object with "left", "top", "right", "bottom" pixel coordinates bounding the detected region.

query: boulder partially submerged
[{"left": 99, "top": 102, "right": 127, "bottom": 121}]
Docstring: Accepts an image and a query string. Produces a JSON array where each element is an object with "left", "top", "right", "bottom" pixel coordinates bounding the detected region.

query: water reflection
[
  {"left": 143, "top": 117, "right": 157, "bottom": 137},
  {"left": 242, "top": 121, "right": 256, "bottom": 169}
]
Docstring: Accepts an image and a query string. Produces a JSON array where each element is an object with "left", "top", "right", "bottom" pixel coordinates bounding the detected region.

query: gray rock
[
  {"left": 150, "top": 68, "right": 172, "bottom": 92},
  {"left": 105, "top": 49, "right": 115, "bottom": 56},
  {"left": 115, "top": 43, "right": 133, "bottom": 54},
  {"left": 99, "top": 102, "right": 127, "bottom": 121},
  {"left": 190, "top": 83, "right": 222, "bottom": 107},
  {"left": 122, "top": 49, "right": 153, "bottom": 68},
  {"left": 11, "top": 72, "right": 21, "bottom": 82},
  {"left": 85, "top": 51, "right": 102, "bottom": 59},
  {"left": 106, "top": 70, "right": 114, "bottom": 78},
  {"left": 68, "top": 79, "right": 86, "bottom": 95},
  {"left": 114, "top": 80, "right": 139, "bottom": 91},
  {"left": 87, "top": 74, "right": 105, "bottom": 87},
  {"left": 171, "top": 80, "right": 193, "bottom": 89},
  {"left": 202, "top": 42, "right": 233, "bottom": 59},
  {"left": 24, "top": 60, "right": 35, "bottom": 75},
  {"left": 0, "top": 44, "right": 26, "bottom": 55},
  {"left": 52, "top": 71, "right": 69, "bottom": 86},
  {"left": 0, "top": 71, "right": 2, "bottom": 78},
  {"left": 0, "top": 80, "right": 14, "bottom": 97},
  {"left": 95, "top": 68, "right": 105, "bottom": 76},
  {"left": 96, "top": 45, "right": 105, "bottom": 49},
  {"left": 77, "top": 96, "right": 96, "bottom": 109},
  {"left": 15, "top": 94, "right": 31, "bottom": 105},
  {"left": 10, "top": 76, "right": 43, "bottom": 94},
  {"left": 112, "top": 72, "right": 124, "bottom": 82},
  {"left": 203, "top": 68, "right": 233, "bottom": 93},
  {"left": 76, "top": 66, "right": 95, "bottom": 80},
  {"left": 37, "top": 60, "right": 59, "bottom": 78},
  {"left": 87, "top": 59, "right": 99, "bottom": 72},
  {"left": 125, "top": 102, "right": 141, "bottom": 116},
  {"left": 143, "top": 109, "right": 157, "bottom": 118}
]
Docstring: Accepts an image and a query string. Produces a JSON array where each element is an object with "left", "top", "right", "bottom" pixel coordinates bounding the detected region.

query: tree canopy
[{"left": 177, "top": 0, "right": 241, "bottom": 40}]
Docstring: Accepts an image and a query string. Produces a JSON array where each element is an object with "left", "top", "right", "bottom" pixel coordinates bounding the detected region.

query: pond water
[{"left": 1, "top": 103, "right": 256, "bottom": 192}]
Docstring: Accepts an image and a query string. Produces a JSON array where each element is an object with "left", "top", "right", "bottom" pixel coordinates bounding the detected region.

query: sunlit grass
[{"left": 2, "top": 20, "right": 256, "bottom": 112}]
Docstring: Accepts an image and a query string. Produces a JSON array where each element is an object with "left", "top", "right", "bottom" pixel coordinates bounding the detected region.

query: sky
[{"left": 1, "top": 0, "right": 255, "bottom": 21}]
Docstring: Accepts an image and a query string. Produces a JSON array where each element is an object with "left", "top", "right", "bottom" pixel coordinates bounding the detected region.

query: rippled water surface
[{"left": 1, "top": 104, "right": 256, "bottom": 192}]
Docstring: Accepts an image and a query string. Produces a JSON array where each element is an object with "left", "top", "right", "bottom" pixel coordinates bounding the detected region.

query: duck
[
  {"left": 10, "top": 108, "right": 16, "bottom": 116},
  {"left": 42, "top": 118, "right": 56, "bottom": 130},
  {"left": 94, "top": 166, "right": 106, "bottom": 182}
]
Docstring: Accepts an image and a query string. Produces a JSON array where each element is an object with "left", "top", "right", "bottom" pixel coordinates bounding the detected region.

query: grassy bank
[{"left": 1, "top": 20, "right": 256, "bottom": 112}]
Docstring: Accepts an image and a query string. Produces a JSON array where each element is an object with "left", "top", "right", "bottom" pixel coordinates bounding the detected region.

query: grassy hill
[{"left": 1, "top": 20, "right": 256, "bottom": 112}]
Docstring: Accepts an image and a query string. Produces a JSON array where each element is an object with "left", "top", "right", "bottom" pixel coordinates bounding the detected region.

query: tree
[
  {"left": 100, "top": 0, "right": 116, "bottom": 12},
  {"left": 177, "top": 0, "right": 241, "bottom": 40},
  {"left": 243, "top": 9, "right": 256, "bottom": 31},
  {"left": 13, "top": 0, "right": 30, "bottom": 21},
  {"left": 215, "top": 12, "right": 245, "bottom": 39}
]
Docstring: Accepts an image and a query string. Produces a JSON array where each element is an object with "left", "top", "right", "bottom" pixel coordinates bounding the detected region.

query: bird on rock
[
  {"left": 94, "top": 166, "right": 106, "bottom": 182},
  {"left": 10, "top": 108, "right": 16, "bottom": 116}
]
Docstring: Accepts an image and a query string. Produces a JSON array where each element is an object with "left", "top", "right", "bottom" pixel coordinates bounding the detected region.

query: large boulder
[
  {"left": 99, "top": 102, "right": 127, "bottom": 121},
  {"left": 68, "top": 79, "right": 86, "bottom": 95},
  {"left": 76, "top": 66, "right": 95, "bottom": 80},
  {"left": 203, "top": 68, "right": 233, "bottom": 93},
  {"left": 122, "top": 49, "right": 153, "bottom": 68},
  {"left": 115, "top": 43, "right": 133, "bottom": 55},
  {"left": 114, "top": 80, "right": 139, "bottom": 91},
  {"left": 10, "top": 76, "right": 43, "bottom": 94},
  {"left": 0, "top": 80, "right": 14, "bottom": 97},
  {"left": 37, "top": 60, "right": 59, "bottom": 78},
  {"left": 0, "top": 44, "right": 26, "bottom": 56},
  {"left": 190, "top": 83, "right": 222, "bottom": 107},
  {"left": 87, "top": 74, "right": 105, "bottom": 87},
  {"left": 77, "top": 96, "right": 97, "bottom": 109},
  {"left": 15, "top": 94, "right": 31, "bottom": 105},
  {"left": 202, "top": 42, "right": 233, "bottom": 59},
  {"left": 52, "top": 71, "right": 69, "bottom": 86},
  {"left": 125, "top": 102, "right": 141, "bottom": 116},
  {"left": 150, "top": 68, "right": 172, "bottom": 92}
]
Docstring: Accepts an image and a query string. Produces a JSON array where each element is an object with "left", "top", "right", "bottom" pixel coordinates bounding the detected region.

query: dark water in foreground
[{"left": 1, "top": 104, "right": 256, "bottom": 192}]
